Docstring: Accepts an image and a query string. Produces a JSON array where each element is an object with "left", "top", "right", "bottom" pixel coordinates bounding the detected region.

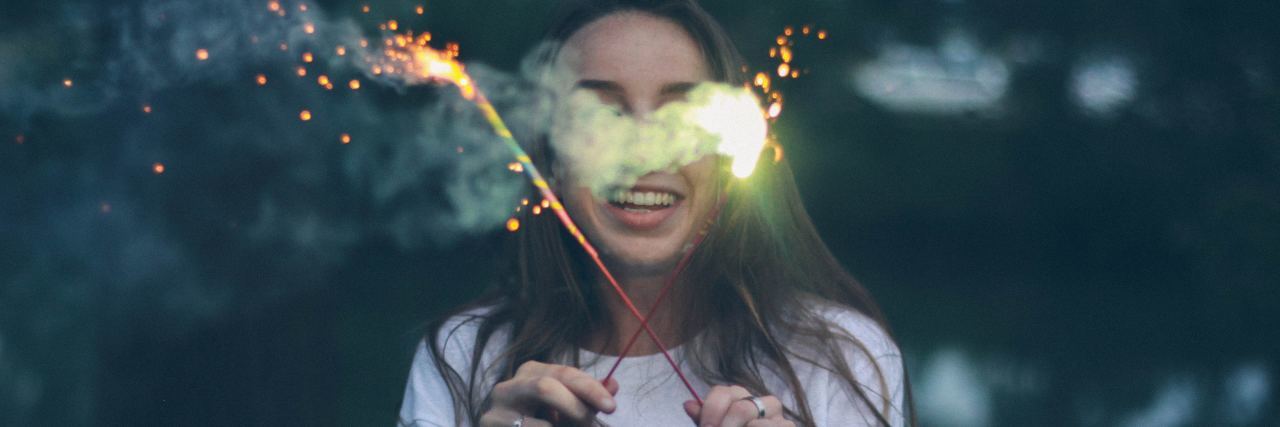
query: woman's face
[{"left": 557, "top": 12, "right": 721, "bottom": 278}]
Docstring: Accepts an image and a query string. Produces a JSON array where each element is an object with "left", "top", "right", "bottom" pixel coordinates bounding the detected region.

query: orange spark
[
  {"left": 776, "top": 35, "right": 787, "bottom": 46},
  {"left": 299, "top": 110, "right": 312, "bottom": 121},
  {"left": 335, "top": 45, "right": 346, "bottom": 56},
  {"left": 521, "top": 198, "right": 529, "bottom": 206},
  {"left": 302, "top": 52, "right": 313, "bottom": 63},
  {"left": 802, "top": 25, "right": 811, "bottom": 35},
  {"left": 768, "top": 102, "right": 782, "bottom": 118},
  {"left": 361, "top": 4, "right": 370, "bottom": 13},
  {"left": 777, "top": 63, "right": 791, "bottom": 78},
  {"left": 317, "top": 75, "right": 330, "bottom": 86},
  {"left": 279, "top": 42, "right": 288, "bottom": 51},
  {"left": 340, "top": 133, "right": 351, "bottom": 144},
  {"left": 540, "top": 199, "right": 550, "bottom": 208},
  {"left": 296, "top": 66, "right": 307, "bottom": 77},
  {"left": 817, "top": 29, "right": 828, "bottom": 40},
  {"left": 152, "top": 162, "right": 166, "bottom": 174},
  {"left": 298, "top": 3, "right": 307, "bottom": 12},
  {"left": 416, "top": 5, "right": 425, "bottom": 14},
  {"left": 256, "top": 73, "right": 268, "bottom": 85},
  {"left": 784, "top": 26, "right": 793, "bottom": 36},
  {"left": 507, "top": 162, "right": 523, "bottom": 172},
  {"left": 304, "top": 22, "right": 315, "bottom": 34},
  {"left": 268, "top": 1, "right": 280, "bottom": 12},
  {"left": 506, "top": 218, "right": 520, "bottom": 232},
  {"left": 142, "top": 104, "right": 152, "bottom": 114},
  {"left": 195, "top": 48, "right": 209, "bottom": 61},
  {"left": 348, "top": 79, "right": 361, "bottom": 90},
  {"left": 532, "top": 205, "right": 542, "bottom": 215},
  {"left": 62, "top": 78, "right": 73, "bottom": 87},
  {"left": 387, "top": 20, "right": 398, "bottom": 31},
  {"left": 359, "top": 39, "right": 369, "bottom": 48},
  {"left": 780, "top": 46, "right": 793, "bottom": 63}
]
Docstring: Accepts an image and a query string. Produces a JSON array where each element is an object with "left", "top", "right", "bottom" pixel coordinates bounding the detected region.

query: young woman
[{"left": 399, "top": 1, "right": 912, "bottom": 426}]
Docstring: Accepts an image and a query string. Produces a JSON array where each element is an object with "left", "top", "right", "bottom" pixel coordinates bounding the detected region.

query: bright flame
[
  {"left": 689, "top": 88, "right": 769, "bottom": 178},
  {"left": 372, "top": 31, "right": 474, "bottom": 99}
]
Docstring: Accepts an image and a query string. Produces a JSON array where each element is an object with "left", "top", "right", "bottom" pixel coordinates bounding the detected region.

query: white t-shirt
[{"left": 398, "top": 303, "right": 906, "bottom": 426}]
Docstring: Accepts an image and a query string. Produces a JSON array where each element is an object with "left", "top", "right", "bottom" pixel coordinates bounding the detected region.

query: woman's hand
[
  {"left": 683, "top": 385, "right": 793, "bottom": 427},
  {"left": 480, "top": 361, "right": 619, "bottom": 427}
]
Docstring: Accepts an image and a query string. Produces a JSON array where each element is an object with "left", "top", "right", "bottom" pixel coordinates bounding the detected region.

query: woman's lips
[{"left": 601, "top": 187, "right": 686, "bottom": 230}]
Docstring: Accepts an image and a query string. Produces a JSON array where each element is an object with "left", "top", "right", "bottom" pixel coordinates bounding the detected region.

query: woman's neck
[{"left": 590, "top": 274, "right": 687, "bottom": 356}]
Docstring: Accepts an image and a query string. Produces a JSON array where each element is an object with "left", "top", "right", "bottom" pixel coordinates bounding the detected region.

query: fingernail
[{"left": 603, "top": 397, "right": 616, "bottom": 411}]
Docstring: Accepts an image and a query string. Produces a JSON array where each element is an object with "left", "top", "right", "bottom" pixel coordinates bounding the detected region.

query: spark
[
  {"left": 62, "top": 78, "right": 73, "bottom": 87},
  {"left": 817, "top": 29, "right": 828, "bottom": 40},
  {"left": 335, "top": 45, "right": 346, "bottom": 56},
  {"left": 296, "top": 66, "right": 307, "bottom": 77},
  {"left": 387, "top": 20, "right": 398, "bottom": 31},
  {"left": 256, "top": 73, "right": 268, "bottom": 85},
  {"left": 142, "top": 104, "right": 152, "bottom": 114},
  {"left": 784, "top": 26, "right": 793, "bottom": 36},
  {"left": 317, "top": 75, "right": 330, "bottom": 86},
  {"left": 776, "top": 35, "right": 787, "bottom": 46},
  {"left": 196, "top": 48, "right": 209, "bottom": 61},
  {"left": 302, "top": 52, "right": 313, "bottom": 63},
  {"left": 340, "top": 133, "right": 351, "bottom": 144},
  {"left": 361, "top": 4, "right": 370, "bottom": 13},
  {"left": 268, "top": 1, "right": 280, "bottom": 12},
  {"left": 279, "top": 42, "right": 289, "bottom": 51},
  {"left": 507, "top": 162, "right": 523, "bottom": 172},
  {"left": 777, "top": 63, "right": 791, "bottom": 78},
  {"left": 298, "top": 3, "right": 307, "bottom": 12},
  {"left": 802, "top": 25, "right": 811, "bottom": 35},
  {"left": 152, "top": 162, "right": 166, "bottom": 174},
  {"left": 348, "top": 79, "right": 361, "bottom": 90},
  {"left": 541, "top": 199, "right": 550, "bottom": 208},
  {"left": 416, "top": 5, "right": 425, "bottom": 15},
  {"left": 506, "top": 218, "right": 520, "bottom": 232},
  {"left": 303, "top": 22, "right": 315, "bottom": 34},
  {"left": 299, "top": 110, "right": 312, "bottom": 121},
  {"left": 532, "top": 205, "right": 542, "bottom": 215},
  {"left": 521, "top": 198, "right": 529, "bottom": 206}
]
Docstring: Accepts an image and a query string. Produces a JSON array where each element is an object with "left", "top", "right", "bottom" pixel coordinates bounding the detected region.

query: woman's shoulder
[
  {"left": 805, "top": 299, "right": 901, "bottom": 360},
  {"left": 427, "top": 303, "right": 507, "bottom": 364}
]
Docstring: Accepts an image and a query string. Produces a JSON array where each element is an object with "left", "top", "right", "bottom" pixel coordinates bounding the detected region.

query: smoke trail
[{"left": 0, "top": 1, "right": 552, "bottom": 423}]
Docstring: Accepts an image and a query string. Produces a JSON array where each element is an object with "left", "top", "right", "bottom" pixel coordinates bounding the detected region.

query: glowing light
[
  {"left": 268, "top": 1, "right": 280, "bottom": 12},
  {"left": 768, "top": 102, "right": 782, "bottom": 118},
  {"left": 256, "top": 74, "right": 268, "bottom": 85},
  {"left": 777, "top": 63, "right": 791, "bottom": 78},
  {"left": 335, "top": 45, "right": 346, "bottom": 56},
  {"left": 532, "top": 205, "right": 542, "bottom": 215},
  {"left": 340, "top": 133, "right": 351, "bottom": 144},
  {"left": 303, "top": 22, "right": 315, "bottom": 34},
  {"left": 817, "top": 30, "right": 828, "bottom": 40},
  {"left": 521, "top": 198, "right": 529, "bottom": 206},
  {"left": 302, "top": 52, "right": 313, "bottom": 63},
  {"left": 296, "top": 66, "right": 307, "bottom": 77},
  {"left": 506, "top": 218, "right": 520, "bottom": 232},
  {"left": 387, "top": 20, "right": 398, "bottom": 31},
  {"left": 541, "top": 199, "right": 550, "bottom": 208},
  {"left": 317, "top": 75, "right": 330, "bottom": 86},
  {"left": 279, "top": 42, "right": 288, "bottom": 51},
  {"left": 802, "top": 25, "right": 811, "bottom": 35},
  {"left": 142, "top": 104, "right": 152, "bottom": 114},
  {"left": 689, "top": 87, "right": 769, "bottom": 178},
  {"left": 360, "top": 39, "right": 369, "bottom": 48},
  {"left": 784, "top": 26, "right": 793, "bottom": 36},
  {"left": 776, "top": 35, "right": 787, "bottom": 46},
  {"left": 152, "top": 162, "right": 166, "bottom": 174},
  {"left": 196, "top": 48, "right": 209, "bottom": 61},
  {"left": 416, "top": 5, "right": 425, "bottom": 14},
  {"left": 361, "top": 4, "right": 370, "bottom": 13},
  {"left": 507, "top": 162, "right": 523, "bottom": 172},
  {"left": 780, "top": 46, "right": 792, "bottom": 63},
  {"left": 299, "top": 110, "right": 312, "bottom": 121},
  {"left": 348, "top": 79, "right": 361, "bottom": 90},
  {"left": 62, "top": 78, "right": 73, "bottom": 87},
  {"left": 298, "top": 3, "right": 307, "bottom": 12}
]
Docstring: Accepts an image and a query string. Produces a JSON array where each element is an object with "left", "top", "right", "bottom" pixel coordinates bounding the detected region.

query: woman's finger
[
  {"left": 514, "top": 375, "right": 596, "bottom": 423},
  {"left": 698, "top": 385, "right": 751, "bottom": 426},
  {"left": 684, "top": 399, "right": 701, "bottom": 424},
  {"left": 478, "top": 407, "right": 552, "bottom": 427}
]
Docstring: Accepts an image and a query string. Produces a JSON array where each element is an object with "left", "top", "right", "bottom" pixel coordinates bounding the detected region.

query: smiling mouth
[{"left": 608, "top": 189, "right": 682, "bottom": 211}]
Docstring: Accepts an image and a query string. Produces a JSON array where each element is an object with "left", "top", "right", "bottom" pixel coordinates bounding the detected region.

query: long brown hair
[{"left": 424, "top": 1, "right": 914, "bottom": 425}]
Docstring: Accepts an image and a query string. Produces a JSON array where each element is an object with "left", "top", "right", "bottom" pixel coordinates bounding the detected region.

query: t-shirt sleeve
[
  {"left": 398, "top": 313, "right": 489, "bottom": 427},
  {"left": 817, "top": 308, "right": 908, "bottom": 426}
]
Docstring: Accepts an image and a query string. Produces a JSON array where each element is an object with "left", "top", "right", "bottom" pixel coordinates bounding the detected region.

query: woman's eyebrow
[
  {"left": 659, "top": 82, "right": 698, "bottom": 96},
  {"left": 575, "top": 79, "right": 625, "bottom": 94}
]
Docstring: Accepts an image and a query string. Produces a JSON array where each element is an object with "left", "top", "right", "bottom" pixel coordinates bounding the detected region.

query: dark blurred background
[{"left": 1, "top": 0, "right": 1277, "bottom": 425}]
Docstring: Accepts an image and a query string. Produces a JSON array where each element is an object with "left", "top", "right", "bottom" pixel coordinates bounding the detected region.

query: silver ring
[
  {"left": 512, "top": 415, "right": 525, "bottom": 427},
  {"left": 739, "top": 395, "right": 767, "bottom": 418}
]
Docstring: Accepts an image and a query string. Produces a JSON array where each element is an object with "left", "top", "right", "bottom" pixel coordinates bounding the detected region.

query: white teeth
[{"left": 609, "top": 190, "right": 677, "bottom": 207}]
